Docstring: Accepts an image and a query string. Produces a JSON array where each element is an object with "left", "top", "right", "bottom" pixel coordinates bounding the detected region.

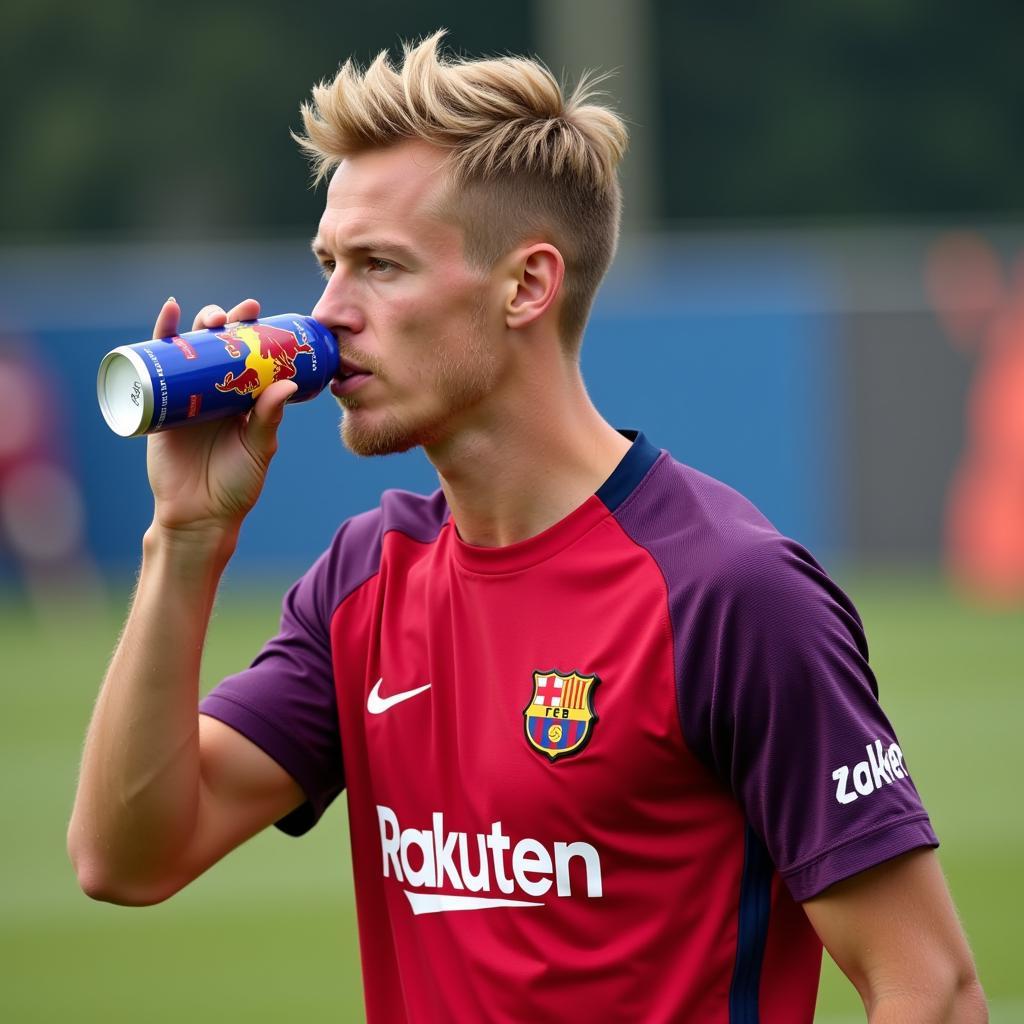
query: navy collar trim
[{"left": 595, "top": 431, "right": 661, "bottom": 513}]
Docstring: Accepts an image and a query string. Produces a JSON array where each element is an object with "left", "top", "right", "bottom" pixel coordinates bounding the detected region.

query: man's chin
[{"left": 339, "top": 412, "right": 429, "bottom": 458}]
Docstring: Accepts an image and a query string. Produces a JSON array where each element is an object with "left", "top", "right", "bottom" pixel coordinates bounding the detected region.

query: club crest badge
[{"left": 523, "top": 670, "right": 600, "bottom": 762}]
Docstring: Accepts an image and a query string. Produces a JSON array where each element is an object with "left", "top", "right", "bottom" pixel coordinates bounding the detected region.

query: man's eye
[
  {"left": 319, "top": 261, "right": 335, "bottom": 279},
  {"left": 368, "top": 257, "right": 395, "bottom": 273}
]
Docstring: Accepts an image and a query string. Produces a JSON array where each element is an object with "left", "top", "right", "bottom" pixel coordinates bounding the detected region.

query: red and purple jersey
[{"left": 200, "top": 432, "right": 937, "bottom": 1023}]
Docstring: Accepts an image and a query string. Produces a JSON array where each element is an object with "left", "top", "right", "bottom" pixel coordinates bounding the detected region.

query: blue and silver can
[{"left": 97, "top": 314, "right": 339, "bottom": 436}]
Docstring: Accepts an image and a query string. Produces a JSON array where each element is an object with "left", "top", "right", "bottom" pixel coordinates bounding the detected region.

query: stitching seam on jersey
[
  {"left": 326, "top": 569, "right": 380, "bottom": 641},
  {"left": 326, "top": 523, "right": 443, "bottom": 625},
  {"left": 780, "top": 811, "right": 934, "bottom": 878},
  {"left": 203, "top": 690, "right": 307, "bottom": 742},
  {"left": 604, "top": 511, "right": 690, "bottom": 766},
  {"left": 607, "top": 453, "right": 720, "bottom": 772},
  {"left": 590, "top": 453, "right": 679, "bottom": 741},
  {"left": 201, "top": 690, "right": 322, "bottom": 783}
]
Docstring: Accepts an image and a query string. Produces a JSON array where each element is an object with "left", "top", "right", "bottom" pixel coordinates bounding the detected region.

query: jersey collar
[
  {"left": 595, "top": 430, "right": 661, "bottom": 512},
  {"left": 449, "top": 431, "right": 662, "bottom": 574}
]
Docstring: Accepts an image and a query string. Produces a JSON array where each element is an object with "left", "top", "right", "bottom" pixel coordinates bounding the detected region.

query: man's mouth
[
  {"left": 331, "top": 356, "right": 375, "bottom": 397},
  {"left": 337, "top": 355, "right": 372, "bottom": 378}
]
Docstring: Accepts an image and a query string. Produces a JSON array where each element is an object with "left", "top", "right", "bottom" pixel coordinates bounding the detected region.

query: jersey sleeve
[
  {"left": 675, "top": 537, "right": 938, "bottom": 901},
  {"left": 199, "top": 543, "right": 345, "bottom": 838}
]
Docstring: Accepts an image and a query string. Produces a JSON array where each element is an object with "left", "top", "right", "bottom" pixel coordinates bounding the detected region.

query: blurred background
[{"left": 2, "top": 2, "right": 1021, "bottom": 1020}]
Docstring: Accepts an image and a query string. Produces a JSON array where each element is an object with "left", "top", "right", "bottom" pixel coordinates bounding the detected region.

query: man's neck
[{"left": 426, "top": 375, "right": 632, "bottom": 549}]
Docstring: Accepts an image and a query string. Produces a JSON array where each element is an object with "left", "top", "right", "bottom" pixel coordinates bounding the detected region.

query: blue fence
[{"left": 0, "top": 234, "right": 888, "bottom": 586}]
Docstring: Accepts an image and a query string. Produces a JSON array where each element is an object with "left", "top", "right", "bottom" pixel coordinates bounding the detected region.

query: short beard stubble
[{"left": 338, "top": 299, "right": 498, "bottom": 457}]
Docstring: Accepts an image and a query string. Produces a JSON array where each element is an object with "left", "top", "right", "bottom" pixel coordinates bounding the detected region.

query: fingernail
[{"left": 167, "top": 296, "right": 177, "bottom": 304}]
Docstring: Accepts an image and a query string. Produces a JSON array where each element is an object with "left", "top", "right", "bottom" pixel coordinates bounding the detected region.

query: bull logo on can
[
  {"left": 523, "top": 670, "right": 600, "bottom": 762},
  {"left": 214, "top": 322, "right": 314, "bottom": 396}
]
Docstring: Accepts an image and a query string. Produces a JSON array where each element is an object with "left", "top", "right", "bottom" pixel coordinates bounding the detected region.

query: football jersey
[{"left": 200, "top": 432, "right": 937, "bottom": 1023}]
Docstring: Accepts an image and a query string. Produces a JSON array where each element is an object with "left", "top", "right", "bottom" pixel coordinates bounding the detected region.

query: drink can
[{"left": 97, "top": 314, "right": 339, "bottom": 436}]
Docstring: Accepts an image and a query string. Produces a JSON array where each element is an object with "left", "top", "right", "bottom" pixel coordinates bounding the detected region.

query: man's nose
[{"left": 312, "top": 271, "right": 365, "bottom": 335}]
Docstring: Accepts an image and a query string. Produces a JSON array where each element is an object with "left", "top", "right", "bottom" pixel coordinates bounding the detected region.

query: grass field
[{"left": 1, "top": 572, "right": 1019, "bottom": 1022}]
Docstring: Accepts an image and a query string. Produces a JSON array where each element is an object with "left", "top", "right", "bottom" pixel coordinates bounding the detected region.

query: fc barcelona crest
[{"left": 523, "top": 670, "right": 600, "bottom": 762}]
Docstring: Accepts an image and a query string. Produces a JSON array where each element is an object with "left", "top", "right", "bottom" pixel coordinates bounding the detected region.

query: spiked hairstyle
[{"left": 294, "top": 31, "right": 628, "bottom": 345}]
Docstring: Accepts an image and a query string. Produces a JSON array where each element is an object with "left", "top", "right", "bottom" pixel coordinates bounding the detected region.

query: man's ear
[{"left": 504, "top": 244, "right": 565, "bottom": 329}]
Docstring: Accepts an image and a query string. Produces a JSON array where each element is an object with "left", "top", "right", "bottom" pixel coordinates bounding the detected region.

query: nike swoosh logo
[
  {"left": 404, "top": 891, "right": 543, "bottom": 915},
  {"left": 367, "top": 678, "right": 432, "bottom": 715}
]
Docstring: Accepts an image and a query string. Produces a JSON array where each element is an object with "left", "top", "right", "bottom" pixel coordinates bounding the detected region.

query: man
[{"left": 69, "top": 32, "right": 986, "bottom": 1023}]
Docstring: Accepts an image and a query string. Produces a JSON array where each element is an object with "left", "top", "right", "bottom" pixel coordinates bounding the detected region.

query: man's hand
[
  {"left": 804, "top": 849, "right": 987, "bottom": 1022},
  {"left": 146, "top": 297, "right": 298, "bottom": 536}
]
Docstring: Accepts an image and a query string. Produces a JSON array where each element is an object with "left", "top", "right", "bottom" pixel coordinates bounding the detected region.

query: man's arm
[
  {"left": 68, "top": 298, "right": 303, "bottom": 906},
  {"left": 67, "top": 525, "right": 304, "bottom": 905},
  {"left": 804, "top": 848, "right": 987, "bottom": 1023}
]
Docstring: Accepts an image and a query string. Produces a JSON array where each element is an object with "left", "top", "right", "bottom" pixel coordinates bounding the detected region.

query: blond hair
[{"left": 294, "top": 31, "right": 628, "bottom": 345}]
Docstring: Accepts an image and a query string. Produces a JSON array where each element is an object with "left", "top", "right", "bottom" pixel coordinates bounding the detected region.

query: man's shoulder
[
  {"left": 622, "top": 448, "right": 857, "bottom": 639},
  {"left": 339, "top": 486, "right": 451, "bottom": 550},
  {"left": 618, "top": 449, "right": 792, "bottom": 579},
  {"left": 291, "top": 487, "right": 450, "bottom": 620}
]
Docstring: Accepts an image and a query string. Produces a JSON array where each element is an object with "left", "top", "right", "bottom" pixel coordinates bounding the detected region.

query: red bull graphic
[
  {"left": 523, "top": 670, "right": 600, "bottom": 762},
  {"left": 97, "top": 314, "right": 338, "bottom": 437},
  {"left": 215, "top": 322, "right": 316, "bottom": 397}
]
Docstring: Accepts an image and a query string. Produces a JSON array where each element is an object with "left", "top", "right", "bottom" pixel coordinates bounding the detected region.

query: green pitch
[{"left": 0, "top": 573, "right": 1019, "bottom": 1022}]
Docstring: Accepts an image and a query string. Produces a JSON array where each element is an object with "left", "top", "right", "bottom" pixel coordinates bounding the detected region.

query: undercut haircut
[{"left": 294, "top": 30, "right": 628, "bottom": 347}]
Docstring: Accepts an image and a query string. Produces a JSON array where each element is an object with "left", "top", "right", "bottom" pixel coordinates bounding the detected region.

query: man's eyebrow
[{"left": 310, "top": 237, "right": 418, "bottom": 263}]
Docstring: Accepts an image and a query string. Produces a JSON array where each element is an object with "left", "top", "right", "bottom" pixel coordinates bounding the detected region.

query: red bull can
[{"left": 97, "top": 314, "right": 339, "bottom": 436}]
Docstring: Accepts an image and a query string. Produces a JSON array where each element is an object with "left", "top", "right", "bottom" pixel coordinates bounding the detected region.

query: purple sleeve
[
  {"left": 200, "top": 542, "right": 350, "bottom": 838},
  {"left": 675, "top": 538, "right": 938, "bottom": 900}
]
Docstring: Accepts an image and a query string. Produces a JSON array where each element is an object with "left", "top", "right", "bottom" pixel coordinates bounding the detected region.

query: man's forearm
[{"left": 67, "top": 524, "right": 237, "bottom": 903}]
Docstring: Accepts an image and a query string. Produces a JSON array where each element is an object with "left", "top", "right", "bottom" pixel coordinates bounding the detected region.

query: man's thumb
[{"left": 246, "top": 380, "right": 298, "bottom": 456}]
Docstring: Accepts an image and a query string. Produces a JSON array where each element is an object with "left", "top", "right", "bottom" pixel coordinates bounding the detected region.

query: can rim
[{"left": 97, "top": 346, "right": 154, "bottom": 437}]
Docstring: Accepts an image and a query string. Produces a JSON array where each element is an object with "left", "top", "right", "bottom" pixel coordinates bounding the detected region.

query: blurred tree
[
  {"left": 0, "top": 0, "right": 531, "bottom": 238},
  {"left": 4, "top": 1, "right": 1024, "bottom": 237},
  {"left": 653, "top": 1, "right": 1024, "bottom": 222}
]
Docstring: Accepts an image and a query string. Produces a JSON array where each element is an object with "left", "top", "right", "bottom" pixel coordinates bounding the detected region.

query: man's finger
[
  {"left": 226, "top": 298, "right": 261, "bottom": 323},
  {"left": 192, "top": 304, "right": 227, "bottom": 332},
  {"left": 151, "top": 296, "right": 180, "bottom": 340},
  {"left": 245, "top": 380, "right": 298, "bottom": 460}
]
